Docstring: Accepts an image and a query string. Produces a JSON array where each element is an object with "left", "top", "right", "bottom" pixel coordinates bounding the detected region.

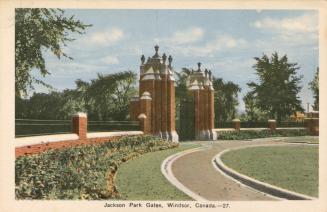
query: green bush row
[
  {"left": 15, "top": 135, "right": 178, "bottom": 200},
  {"left": 217, "top": 129, "right": 309, "bottom": 140}
]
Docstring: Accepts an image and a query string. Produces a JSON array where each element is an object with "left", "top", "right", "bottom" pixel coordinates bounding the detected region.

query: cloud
[
  {"left": 100, "top": 56, "right": 119, "bottom": 65},
  {"left": 45, "top": 61, "right": 108, "bottom": 76},
  {"left": 170, "top": 35, "right": 247, "bottom": 57},
  {"left": 251, "top": 13, "right": 318, "bottom": 57},
  {"left": 252, "top": 13, "right": 318, "bottom": 44},
  {"left": 157, "top": 27, "right": 204, "bottom": 45},
  {"left": 87, "top": 28, "right": 124, "bottom": 46},
  {"left": 252, "top": 13, "right": 317, "bottom": 33}
]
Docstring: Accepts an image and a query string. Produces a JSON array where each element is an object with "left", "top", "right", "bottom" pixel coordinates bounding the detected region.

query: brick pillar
[
  {"left": 194, "top": 90, "right": 201, "bottom": 140},
  {"left": 129, "top": 97, "right": 140, "bottom": 121},
  {"left": 140, "top": 92, "right": 152, "bottom": 133},
  {"left": 138, "top": 114, "right": 150, "bottom": 134},
  {"left": 161, "top": 75, "right": 168, "bottom": 139},
  {"left": 154, "top": 79, "right": 162, "bottom": 136},
  {"left": 208, "top": 89, "right": 217, "bottom": 140},
  {"left": 167, "top": 79, "right": 179, "bottom": 142},
  {"left": 232, "top": 119, "right": 241, "bottom": 131},
  {"left": 268, "top": 119, "right": 277, "bottom": 131},
  {"left": 304, "top": 118, "right": 319, "bottom": 136},
  {"left": 204, "top": 88, "right": 210, "bottom": 139},
  {"left": 72, "top": 112, "right": 87, "bottom": 139},
  {"left": 140, "top": 79, "right": 155, "bottom": 133},
  {"left": 199, "top": 89, "right": 207, "bottom": 140}
]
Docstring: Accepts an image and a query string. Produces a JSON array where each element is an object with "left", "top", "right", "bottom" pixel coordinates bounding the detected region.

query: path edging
[
  {"left": 213, "top": 144, "right": 316, "bottom": 200},
  {"left": 161, "top": 145, "right": 210, "bottom": 201}
]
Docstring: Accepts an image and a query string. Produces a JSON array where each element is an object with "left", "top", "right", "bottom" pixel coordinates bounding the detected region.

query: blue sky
[{"left": 33, "top": 9, "right": 318, "bottom": 112}]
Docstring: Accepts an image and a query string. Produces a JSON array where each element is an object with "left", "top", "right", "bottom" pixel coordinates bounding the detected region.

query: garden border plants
[
  {"left": 15, "top": 135, "right": 178, "bottom": 200},
  {"left": 216, "top": 129, "right": 309, "bottom": 140}
]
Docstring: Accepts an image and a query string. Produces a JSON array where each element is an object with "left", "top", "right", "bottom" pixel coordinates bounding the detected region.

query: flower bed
[
  {"left": 15, "top": 135, "right": 178, "bottom": 200},
  {"left": 217, "top": 128, "right": 309, "bottom": 140}
]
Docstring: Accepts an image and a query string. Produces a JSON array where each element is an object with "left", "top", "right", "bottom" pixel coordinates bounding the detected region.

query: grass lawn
[
  {"left": 221, "top": 145, "right": 318, "bottom": 197},
  {"left": 115, "top": 142, "right": 200, "bottom": 200}
]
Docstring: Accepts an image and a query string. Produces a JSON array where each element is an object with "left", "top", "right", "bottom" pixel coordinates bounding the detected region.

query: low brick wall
[
  {"left": 15, "top": 112, "right": 144, "bottom": 158},
  {"left": 15, "top": 131, "right": 144, "bottom": 158},
  {"left": 15, "top": 136, "right": 120, "bottom": 158}
]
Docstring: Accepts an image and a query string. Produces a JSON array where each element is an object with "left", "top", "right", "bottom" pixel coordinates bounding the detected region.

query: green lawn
[
  {"left": 115, "top": 143, "right": 200, "bottom": 200},
  {"left": 221, "top": 145, "right": 318, "bottom": 197}
]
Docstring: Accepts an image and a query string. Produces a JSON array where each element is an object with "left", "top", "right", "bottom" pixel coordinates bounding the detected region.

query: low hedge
[
  {"left": 217, "top": 129, "right": 309, "bottom": 140},
  {"left": 15, "top": 135, "right": 178, "bottom": 200}
]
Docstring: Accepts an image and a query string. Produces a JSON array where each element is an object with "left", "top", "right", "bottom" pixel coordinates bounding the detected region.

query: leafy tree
[
  {"left": 175, "top": 69, "right": 241, "bottom": 125},
  {"left": 15, "top": 71, "right": 137, "bottom": 121},
  {"left": 175, "top": 68, "right": 192, "bottom": 100},
  {"left": 15, "top": 8, "right": 91, "bottom": 96},
  {"left": 86, "top": 71, "right": 137, "bottom": 120},
  {"left": 213, "top": 77, "right": 241, "bottom": 123},
  {"left": 247, "top": 52, "right": 303, "bottom": 122},
  {"left": 242, "top": 92, "right": 269, "bottom": 122},
  {"left": 243, "top": 92, "right": 257, "bottom": 122},
  {"left": 21, "top": 92, "right": 65, "bottom": 119},
  {"left": 309, "top": 67, "right": 319, "bottom": 111}
]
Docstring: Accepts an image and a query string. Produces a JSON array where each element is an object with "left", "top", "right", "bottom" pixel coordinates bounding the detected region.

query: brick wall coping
[
  {"left": 215, "top": 127, "right": 306, "bottom": 132},
  {"left": 15, "top": 131, "right": 143, "bottom": 148},
  {"left": 87, "top": 131, "right": 143, "bottom": 138},
  {"left": 15, "top": 133, "right": 79, "bottom": 148}
]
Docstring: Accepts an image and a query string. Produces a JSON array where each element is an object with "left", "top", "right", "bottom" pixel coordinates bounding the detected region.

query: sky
[{"left": 33, "top": 9, "right": 319, "bottom": 113}]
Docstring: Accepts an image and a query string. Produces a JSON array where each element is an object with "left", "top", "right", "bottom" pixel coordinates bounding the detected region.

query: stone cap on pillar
[
  {"left": 232, "top": 119, "right": 240, "bottom": 122},
  {"left": 138, "top": 113, "right": 147, "bottom": 119},
  {"left": 73, "top": 112, "right": 87, "bottom": 118},
  {"left": 130, "top": 96, "right": 140, "bottom": 102},
  {"left": 268, "top": 119, "right": 276, "bottom": 122},
  {"left": 186, "top": 63, "right": 214, "bottom": 91},
  {"left": 140, "top": 91, "right": 152, "bottom": 100},
  {"left": 140, "top": 46, "right": 174, "bottom": 81}
]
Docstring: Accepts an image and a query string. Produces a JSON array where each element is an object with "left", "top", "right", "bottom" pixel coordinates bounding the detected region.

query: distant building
[{"left": 290, "top": 111, "right": 305, "bottom": 121}]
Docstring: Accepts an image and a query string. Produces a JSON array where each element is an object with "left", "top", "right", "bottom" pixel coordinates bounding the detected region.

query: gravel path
[{"left": 171, "top": 139, "right": 286, "bottom": 201}]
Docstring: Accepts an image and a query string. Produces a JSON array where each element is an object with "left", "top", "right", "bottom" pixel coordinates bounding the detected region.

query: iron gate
[{"left": 176, "top": 95, "right": 195, "bottom": 141}]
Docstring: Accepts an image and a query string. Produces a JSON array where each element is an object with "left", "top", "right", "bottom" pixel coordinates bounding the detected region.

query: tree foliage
[
  {"left": 213, "top": 77, "right": 241, "bottom": 122},
  {"left": 15, "top": 71, "right": 137, "bottom": 121},
  {"left": 242, "top": 92, "right": 268, "bottom": 122},
  {"left": 15, "top": 8, "right": 91, "bottom": 96},
  {"left": 175, "top": 68, "right": 241, "bottom": 124},
  {"left": 247, "top": 52, "right": 303, "bottom": 122},
  {"left": 309, "top": 67, "right": 319, "bottom": 111}
]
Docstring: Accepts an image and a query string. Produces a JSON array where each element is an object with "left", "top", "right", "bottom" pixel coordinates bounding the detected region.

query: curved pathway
[{"left": 171, "top": 139, "right": 287, "bottom": 201}]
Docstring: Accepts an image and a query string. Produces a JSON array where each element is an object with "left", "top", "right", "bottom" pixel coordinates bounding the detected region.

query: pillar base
[
  {"left": 209, "top": 130, "right": 217, "bottom": 140},
  {"left": 156, "top": 131, "right": 179, "bottom": 142},
  {"left": 196, "top": 130, "right": 216, "bottom": 140},
  {"left": 161, "top": 131, "right": 170, "bottom": 140},
  {"left": 168, "top": 131, "right": 179, "bottom": 142}
]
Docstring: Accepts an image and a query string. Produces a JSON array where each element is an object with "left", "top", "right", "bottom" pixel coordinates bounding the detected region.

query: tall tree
[
  {"left": 86, "top": 71, "right": 137, "bottom": 120},
  {"left": 243, "top": 92, "right": 257, "bottom": 122},
  {"left": 15, "top": 71, "right": 137, "bottom": 121},
  {"left": 212, "top": 77, "right": 241, "bottom": 123},
  {"left": 247, "top": 52, "right": 303, "bottom": 122},
  {"left": 242, "top": 92, "right": 269, "bottom": 122},
  {"left": 309, "top": 67, "right": 319, "bottom": 111},
  {"left": 15, "top": 8, "right": 91, "bottom": 96},
  {"left": 175, "top": 68, "right": 192, "bottom": 99}
]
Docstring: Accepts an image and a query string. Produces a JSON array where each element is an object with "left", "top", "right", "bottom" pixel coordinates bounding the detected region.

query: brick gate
[{"left": 129, "top": 46, "right": 217, "bottom": 141}]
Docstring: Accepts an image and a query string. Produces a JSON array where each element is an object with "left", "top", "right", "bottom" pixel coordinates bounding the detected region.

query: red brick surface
[
  {"left": 15, "top": 136, "right": 120, "bottom": 158},
  {"left": 72, "top": 116, "right": 87, "bottom": 139},
  {"left": 129, "top": 100, "right": 140, "bottom": 121},
  {"left": 161, "top": 75, "right": 167, "bottom": 134}
]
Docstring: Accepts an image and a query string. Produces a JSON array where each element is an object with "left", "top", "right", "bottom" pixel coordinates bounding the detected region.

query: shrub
[
  {"left": 217, "top": 129, "right": 309, "bottom": 140},
  {"left": 15, "top": 135, "right": 177, "bottom": 200}
]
